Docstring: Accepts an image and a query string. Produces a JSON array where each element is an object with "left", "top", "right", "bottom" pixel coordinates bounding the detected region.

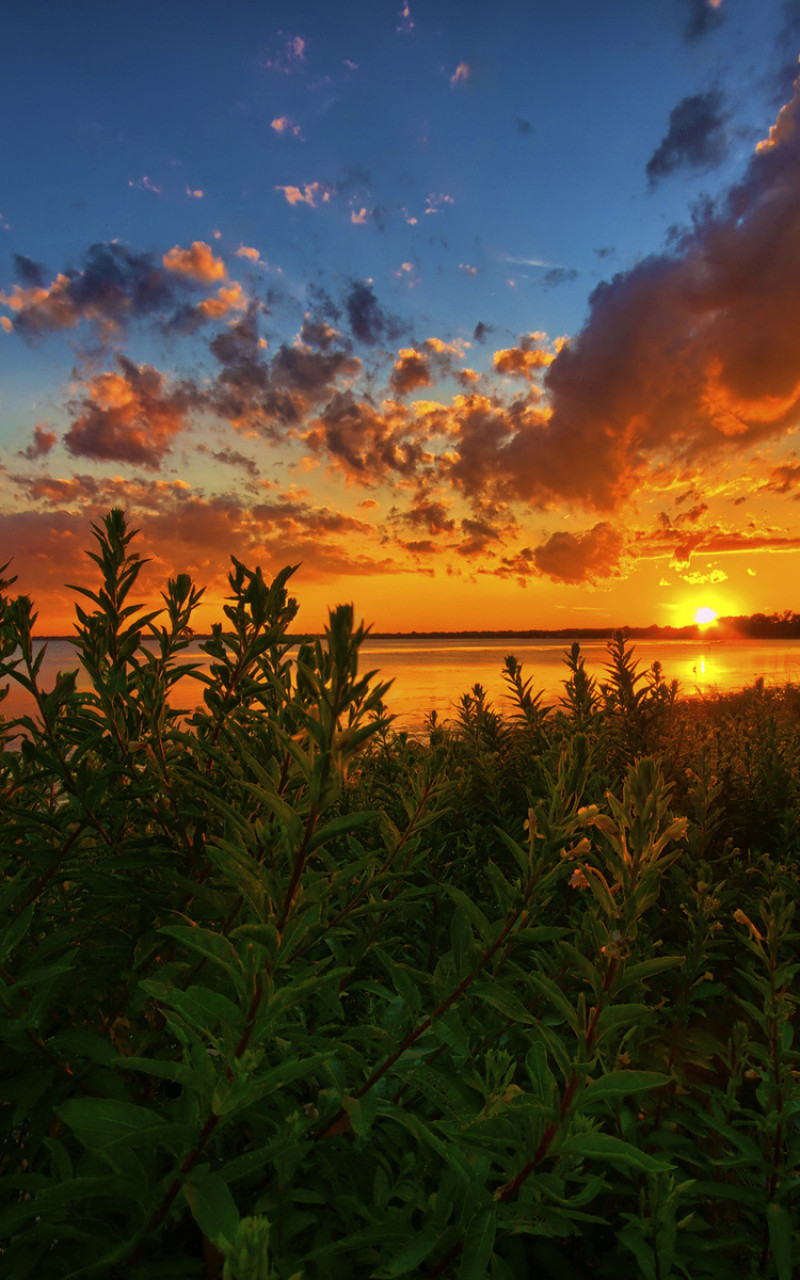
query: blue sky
[{"left": 2, "top": 0, "right": 800, "bottom": 631}]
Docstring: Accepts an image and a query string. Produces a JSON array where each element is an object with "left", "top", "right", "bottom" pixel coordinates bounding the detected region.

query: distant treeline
[
  {"left": 365, "top": 610, "right": 800, "bottom": 641},
  {"left": 37, "top": 610, "right": 800, "bottom": 644}
]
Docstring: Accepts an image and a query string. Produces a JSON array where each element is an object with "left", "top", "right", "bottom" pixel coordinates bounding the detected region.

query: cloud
[
  {"left": 13, "top": 254, "right": 46, "bottom": 286},
  {"left": 646, "top": 90, "right": 728, "bottom": 185},
  {"left": 488, "top": 73, "right": 800, "bottom": 513},
  {"left": 163, "top": 241, "right": 226, "bottom": 283},
  {"left": 390, "top": 337, "right": 463, "bottom": 396},
  {"left": 0, "top": 242, "right": 185, "bottom": 337},
  {"left": 303, "top": 392, "right": 425, "bottom": 484},
  {"left": 493, "top": 333, "right": 556, "bottom": 380},
  {"left": 128, "top": 175, "right": 161, "bottom": 193},
  {"left": 397, "top": 3, "right": 414, "bottom": 33},
  {"left": 263, "top": 33, "right": 306, "bottom": 73},
  {"left": 19, "top": 423, "right": 57, "bottom": 460},
  {"left": 64, "top": 356, "right": 198, "bottom": 468},
  {"left": 541, "top": 266, "right": 579, "bottom": 289},
  {"left": 271, "top": 116, "right": 303, "bottom": 138},
  {"left": 390, "top": 349, "right": 433, "bottom": 397},
  {"left": 681, "top": 0, "right": 724, "bottom": 42},
  {"left": 425, "top": 192, "right": 455, "bottom": 215},
  {"left": 204, "top": 446, "right": 259, "bottom": 477},
  {"left": 345, "top": 280, "right": 400, "bottom": 345},
  {"left": 531, "top": 522, "right": 624, "bottom": 584},
  {"left": 275, "top": 181, "right": 333, "bottom": 207},
  {"left": 450, "top": 62, "right": 471, "bottom": 86},
  {"left": 516, "top": 117, "right": 533, "bottom": 135}
]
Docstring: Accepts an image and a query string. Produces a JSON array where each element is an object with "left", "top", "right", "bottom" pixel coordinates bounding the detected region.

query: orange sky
[{"left": 3, "top": 5, "right": 800, "bottom": 635}]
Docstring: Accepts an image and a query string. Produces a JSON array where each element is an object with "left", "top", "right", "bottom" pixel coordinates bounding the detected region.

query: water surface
[{"left": 4, "top": 635, "right": 800, "bottom": 736}]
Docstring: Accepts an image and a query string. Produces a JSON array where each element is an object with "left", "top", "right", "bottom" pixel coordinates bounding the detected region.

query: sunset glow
[
  {"left": 694, "top": 606, "right": 718, "bottom": 627},
  {"left": 2, "top": 3, "right": 800, "bottom": 634}
]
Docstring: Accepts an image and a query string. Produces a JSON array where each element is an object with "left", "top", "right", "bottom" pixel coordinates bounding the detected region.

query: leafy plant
[{"left": 1, "top": 510, "right": 799, "bottom": 1279}]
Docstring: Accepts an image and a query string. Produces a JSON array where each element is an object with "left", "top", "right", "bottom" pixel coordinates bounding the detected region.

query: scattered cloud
[
  {"left": 271, "top": 116, "right": 303, "bottom": 138},
  {"left": 450, "top": 62, "right": 472, "bottom": 86},
  {"left": 275, "top": 182, "right": 333, "bottom": 207},
  {"left": 647, "top": 89, "right": 728, "bottom": 186},
  {"left": 397, "top": 3, "right": 414, "bottom": 34},
  {"left": 163, "top": 241, "right": 226, "bottom": 283},
  {"left": 263, "top": 33, "right": 306, "bottom": 73},
  {"left": 128, "top": 175, "right": 161, "bottom": 194},
  {"left": 493, "top": 333, "right": 556, "bottom": 380},
  {"left": 19, "top": 423, "right": 57, "bottom": 460},
  {"left": 186, "top": 187, "right": 204, "bottom": 199},
  {"left": 425, "top": 192, "right": 455, "bottom": 215}
]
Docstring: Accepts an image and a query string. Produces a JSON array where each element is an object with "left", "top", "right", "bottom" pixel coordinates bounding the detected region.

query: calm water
[{"left": 4, "top": 636, "right": 800, "bottom": 735}]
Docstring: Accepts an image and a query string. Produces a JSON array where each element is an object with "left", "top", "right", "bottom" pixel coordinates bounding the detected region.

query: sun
[{"left": 694, "top": 606, "right": 718, "bottom": 627}]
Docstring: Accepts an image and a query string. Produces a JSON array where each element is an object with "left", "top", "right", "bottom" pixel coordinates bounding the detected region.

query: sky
[{"left": 3, "top": 0, "right": 800, "bottom": 634}]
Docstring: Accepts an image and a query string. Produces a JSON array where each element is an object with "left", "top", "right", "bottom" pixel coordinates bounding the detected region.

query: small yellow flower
[{"left": 569, "top": 867, "right": 590, "bottom": 890}]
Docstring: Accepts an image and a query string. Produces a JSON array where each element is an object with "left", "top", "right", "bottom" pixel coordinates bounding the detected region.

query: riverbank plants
[{"left": 1, "top": 510, "right": 799, "bottom": 1279}]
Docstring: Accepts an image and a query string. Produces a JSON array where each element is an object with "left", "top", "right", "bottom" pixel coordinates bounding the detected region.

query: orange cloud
[
  {"left": 64, "top": 357, "right": 198, "bottom": 469},
  {"left": 162, "top": 241, "right": 226, "bottom": 283},
  {"left": 196, "top": 282, "right": 247, "bottom": 319},
  {"left": 271, "top": 116, "right": 303, "bottom": 137},
  {"left": 493, "top": 334, "right": 556, "bottom": 379},
  {"left": 275, "top": 182, "right": 332, "bottom": 207}
]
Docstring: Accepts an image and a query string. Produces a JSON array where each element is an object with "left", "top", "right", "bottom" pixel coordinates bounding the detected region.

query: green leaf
[
  {"left": 158, "top": 924, "right": 243, "bottom": 980},
  {"left": 373, "top": 1225, "right": 440, "bottom": 1277},
  {"left": 615, "top": 955, "right": 685, "bottom": 993},
  {"left": 57, "top": 1098, "right": 171, "bottom": 1149},
  {"left": 443, "top": 884, "right": 492, "bottom": 942},
  {"left": 560, "top": 1131, "right": 673, "bottom": 1174},
  {"left": 581, "top": 1071, "right": 672, "bottom": 1105},
  {"left": 459, "top": 1205, "right": 496, "bottom": 1280},
  {"left": 471, "top": 982, "right": 536, "bottom": 1025},
  {"left": 309, "top": 809, "right": 379, "bottom": 851},
  {"left": 767, "top": 1202, "right": 793, "bottom": 1280},
  {"left": 184, "top": 1171, "right": 239, "bottom": 1247},
  {"left": 343, "top": 1090, "right": 378, "bottom": 1137}
]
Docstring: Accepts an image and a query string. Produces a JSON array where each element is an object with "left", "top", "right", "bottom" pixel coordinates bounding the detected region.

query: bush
[{"left": 1, "top": 511, "right": 798, "bottom": 1279}]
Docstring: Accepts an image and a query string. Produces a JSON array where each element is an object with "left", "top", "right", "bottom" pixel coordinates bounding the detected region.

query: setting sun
[{"left": 694, "top": 606, "right": 718, "bottom": 626}]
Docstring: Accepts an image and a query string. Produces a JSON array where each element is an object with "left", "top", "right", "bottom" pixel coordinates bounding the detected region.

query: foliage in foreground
[{"left": 1, "top": 509, "right": 799, "bottom": 1280}]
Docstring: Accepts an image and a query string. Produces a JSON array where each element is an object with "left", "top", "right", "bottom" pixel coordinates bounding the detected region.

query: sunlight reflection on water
[{"left": 4, "top": 636, "right": 800, "bottom": 736}]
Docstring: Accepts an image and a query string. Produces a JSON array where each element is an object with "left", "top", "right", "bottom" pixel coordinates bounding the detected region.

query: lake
[{"left": 4, "top": 635, "right": 800, "bottom": 736}]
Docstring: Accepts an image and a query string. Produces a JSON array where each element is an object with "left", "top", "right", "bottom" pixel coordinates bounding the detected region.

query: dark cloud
[
  {"left": 541, "top": 266, "right": 579, "bottom": 290},
  {"left": 271, "top": 342, "right": 361, "bottom": 398},
  {"left": 210, "top": 448, "right": 259, "bottom": 477},
  {"left": 646, "top": 90, "right": 728, "bottom": 186},
  {"left": 532, "top": 522, "right": 624, "bottom": 583},
  {"left": 390, "top": 348, "right": 433, "bottom": 397},
  {"left": 473, "top": 321, "right": 492, "bottom": 343},
  {"left": 304, "top": 391, "right": 424, "bottom": 483},
  {"left": 344, "top": 280, "right": 403, "bottom": 346},
  {"left": 681, "top": 0, "right": 725, "bottom": 43},
  {"left": 516, "top": 117, "right": 533, "bottom": 135},
  {"left": 64, "top": 355, "right": 199, "bottom": 468},
  {"left": 770, "top": 2, "right": 800, "bottom": 106},
  {"left": 13, "top": 254, "right": 46, "bottom": 287},
  {"left": 4, "top": 241, "right": 188, "bottom": 337},
  {"left": 19, "top": 423, "right": 57, "bottom": 460}
]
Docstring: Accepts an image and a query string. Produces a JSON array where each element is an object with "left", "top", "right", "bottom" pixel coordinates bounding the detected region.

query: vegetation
[{"left": 1, "top": 510, "right": 799, "bottom": 1279}]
